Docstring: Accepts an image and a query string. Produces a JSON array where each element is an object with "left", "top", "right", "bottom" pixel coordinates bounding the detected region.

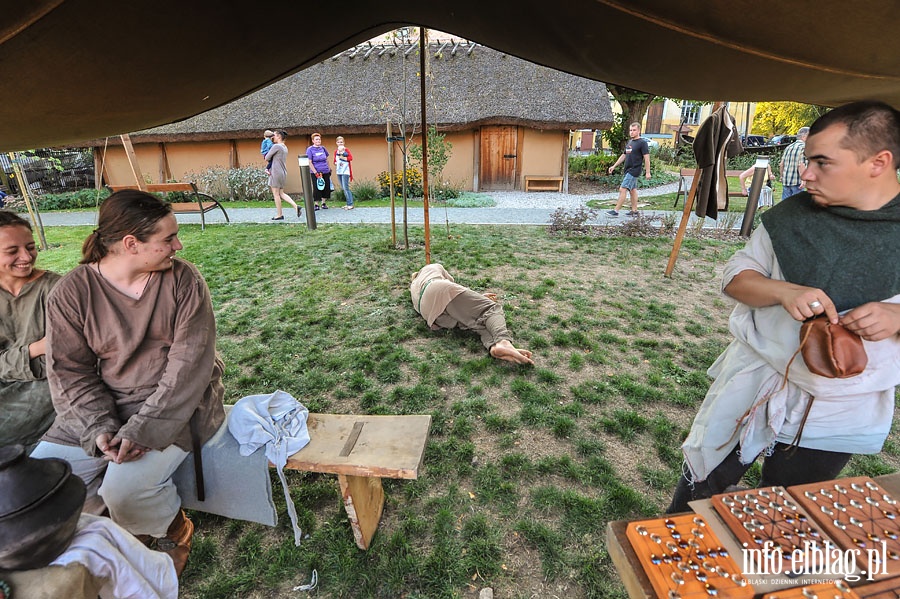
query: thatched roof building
[
  {"left": 134, "top": 41, "right": 613, "bottom": 142},
  {"left": 93, "top": 42, "right": 612, "bottom": 193}
]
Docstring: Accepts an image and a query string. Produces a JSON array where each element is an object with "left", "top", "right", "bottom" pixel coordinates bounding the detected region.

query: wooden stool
[{"left": 284, "top": 413, "right": 431, "bottom": 549}]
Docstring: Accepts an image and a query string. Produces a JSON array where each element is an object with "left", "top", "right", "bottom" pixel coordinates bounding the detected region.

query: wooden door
[
  {"left": 479, "top": 126, "right": 517, "bottom": 190},
  {"left": 579, "top": 131, "right": 594, "bottom": 152},
  {"left": 645, "top": 102, "right": 663, "bottom": 134}
]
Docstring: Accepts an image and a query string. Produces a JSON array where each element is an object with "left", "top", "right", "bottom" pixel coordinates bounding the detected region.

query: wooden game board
[
  {"left": 626, "top": 513, "right": 755, "bottom": 599},
  {"left": 790, "top": 477, "right": 900, "bottom": 581},
  {"left": 712, "top": 486, "right": 833, "bottom": 560}
]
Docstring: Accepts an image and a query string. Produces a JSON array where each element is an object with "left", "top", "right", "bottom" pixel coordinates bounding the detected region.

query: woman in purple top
[{"left": 305, "top": 132, "right": 332, "bottom": 210}]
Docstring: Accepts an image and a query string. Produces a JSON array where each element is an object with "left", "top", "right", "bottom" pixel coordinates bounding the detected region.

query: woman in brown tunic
[
  {"left": 31, "top": 190, "right": 225, "bottom": 576},
  {"left": 0, "top": 211, "right": 60, "bottom": 449}
]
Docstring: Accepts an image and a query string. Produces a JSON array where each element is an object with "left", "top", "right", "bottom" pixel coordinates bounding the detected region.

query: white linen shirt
[{"left": 681, "top": 224, "right": 900, "bottom": 482}]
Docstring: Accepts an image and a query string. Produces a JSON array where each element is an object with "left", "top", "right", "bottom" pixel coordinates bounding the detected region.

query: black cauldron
[{"left": 0, "top": 444, "right": 86, "bottom": 570}]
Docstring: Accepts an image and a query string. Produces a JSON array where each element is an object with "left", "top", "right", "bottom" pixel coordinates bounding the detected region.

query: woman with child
[
  {"left": 265, "top": 130, "right": 301, "bottom": 220},
  {"left": 334, "top": 136, "right": 354, "bottom": 210}
]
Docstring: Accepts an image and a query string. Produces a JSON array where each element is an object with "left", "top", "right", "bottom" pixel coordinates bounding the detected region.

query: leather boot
[{"left": 156, "top": 509, "right": 194, "bottom": 577}]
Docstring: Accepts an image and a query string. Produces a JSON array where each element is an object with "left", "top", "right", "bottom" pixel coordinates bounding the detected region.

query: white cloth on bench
[
  {"left": 172, "top": 411, "right": 277, "bottom": 527},
  {"left": 227, "top": 390, "right": 310, "bottom": 545}
]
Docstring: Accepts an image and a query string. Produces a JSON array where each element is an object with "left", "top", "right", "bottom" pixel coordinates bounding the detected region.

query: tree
[
  {"left": 409, "top": 125, "right": 452, "bottom": 194},
  {"left": 373, "top": 30, "right": 426, "bottom": 249},
  {"left": 604, "top": 85, "right": 660, "bottom": 151},
  {"left": 751, "top": 102, "right": 829, "bottom": 137}
]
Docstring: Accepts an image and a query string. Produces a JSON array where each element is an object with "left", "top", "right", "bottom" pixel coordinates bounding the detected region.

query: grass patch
[{"left": 32, "top": 222, "right": 894, "bottom": 598}]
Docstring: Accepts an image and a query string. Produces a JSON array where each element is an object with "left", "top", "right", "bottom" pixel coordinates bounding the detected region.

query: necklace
[{"left": 96, "top": 262, "right": 153, "bottom": 298}]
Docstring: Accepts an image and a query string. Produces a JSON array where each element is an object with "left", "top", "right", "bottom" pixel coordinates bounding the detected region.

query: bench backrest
[{"left": 108, "top": 182, "right": 198, "bottom": 194}]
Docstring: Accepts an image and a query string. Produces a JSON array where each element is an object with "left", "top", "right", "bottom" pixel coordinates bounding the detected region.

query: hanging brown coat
[{"left": 693, "top": 106, "right": 743, "bottom": 220}]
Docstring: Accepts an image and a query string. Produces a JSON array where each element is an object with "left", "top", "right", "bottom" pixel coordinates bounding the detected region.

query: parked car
[
  {"left": 741, "top": 134, "right": 767, "bottom": 147},
  {"left": 768, "top": 134, "right": 797, "bottom": 147},
  {"left": 640, "top": 137, "right": 660, "bottom": 150}
]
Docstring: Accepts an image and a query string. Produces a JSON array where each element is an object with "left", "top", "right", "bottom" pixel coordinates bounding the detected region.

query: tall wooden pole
[
  {"left": 419, "top": 28, "right": 431, "bottom": 265},
  {"left": 664, "top": 168, "right": 700, "bottom": 277},
  {"left": 8, "top": 153, "right": 47, "bottom": 250},
  {"left": 387, "top": 120, "right": 396, "bottom": 246}
]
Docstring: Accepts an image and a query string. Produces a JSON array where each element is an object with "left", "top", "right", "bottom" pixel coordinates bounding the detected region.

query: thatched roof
[{"left": 127, "top": 42, "right": 612, "bottom": 143}]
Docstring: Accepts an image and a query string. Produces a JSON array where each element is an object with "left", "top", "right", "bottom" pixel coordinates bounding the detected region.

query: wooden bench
[
  {"left": 524, "top": 175, "right": 563, "bottom": 192},
  {"left": 284, "top": 413, "right": 431, "bottom": 550},
  {"left": 108, "top": 183, "right": 229, "bottom": 230},
  {"left": 672, "top": 168, "right": 745, "bottom": 208}
]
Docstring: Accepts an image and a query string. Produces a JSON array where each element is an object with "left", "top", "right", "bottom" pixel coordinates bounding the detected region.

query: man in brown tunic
[
  {"left": 32, "top": 190, "right": 224, "bottom": 576},
  {"left": 410, "top": 263, "right": 534, "bottom": 365}
]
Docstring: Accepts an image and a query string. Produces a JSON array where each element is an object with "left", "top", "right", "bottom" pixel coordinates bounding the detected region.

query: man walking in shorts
[{"left": 607, "top": 122, "right": 651, "bottom": 217}]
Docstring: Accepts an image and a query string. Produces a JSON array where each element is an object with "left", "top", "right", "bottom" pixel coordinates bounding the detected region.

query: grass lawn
[{"left": 35, "top": 223, "right": 900, "bottom": 598}]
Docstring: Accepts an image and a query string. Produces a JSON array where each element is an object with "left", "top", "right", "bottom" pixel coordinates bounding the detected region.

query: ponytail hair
[{"left": 80, "top": 190, "right": 173, "bottom": 264}]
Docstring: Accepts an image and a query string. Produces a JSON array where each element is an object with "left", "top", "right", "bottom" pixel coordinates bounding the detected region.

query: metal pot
[{"left": 0, "top": 444, "right": 86, "bottom": 570}]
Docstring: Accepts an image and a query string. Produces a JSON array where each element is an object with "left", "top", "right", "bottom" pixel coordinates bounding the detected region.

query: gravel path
[
  {"left": 35, "top": 182, "right": 726, "bottom": 228},
  {"left": 487, "top": 182, "right": 681, "bottom": 209}
]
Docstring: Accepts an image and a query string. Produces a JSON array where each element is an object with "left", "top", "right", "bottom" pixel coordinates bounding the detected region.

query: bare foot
[{"left": 490, "top": 340, "right": 534, "bottom": 365}]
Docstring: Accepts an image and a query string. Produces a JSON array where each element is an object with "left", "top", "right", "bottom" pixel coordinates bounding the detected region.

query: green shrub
[
  {"left": 36, "top": 188, "right": 109, "bottom": 211},
  {"left": 184, "top": 166, "right": 229, "bottom": 199},
  {"left": 726, "top": 147, "right": 784, "bottom": 174},
  {"left": 583, "top": 171, "right": 678, "bottom": 189},
  {"left": 569, "top": 154, "right": 616, "bottom": 175},
  {"left": 184, "top": 166, "right": 270, "bottom": 201},
  {"left": 376, "top": 168, "right": 423, "bottom": 198},
  {"left": 430, "top": 180, "right": 463, "bottom": 202},
  {"left": 351, "top": 180, "right": 381, "bottom": 202},
  {"left": 655, "top": 145, "right": 696, "bottom": 168},
  {"left": 548, "top": 206, "right": 599, "bottom": 236},
  {"left": 227, "top": 166, "right": 270, "bottom": 201}
]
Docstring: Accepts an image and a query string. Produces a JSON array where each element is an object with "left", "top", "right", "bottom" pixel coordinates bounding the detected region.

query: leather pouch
[{"left": 799, "top": 315, "right": 867, "bottom": 378}]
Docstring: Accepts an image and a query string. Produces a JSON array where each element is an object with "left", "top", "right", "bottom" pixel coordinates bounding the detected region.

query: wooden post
[
  {"left": 93, "top": 147, "right": 104, "bottom": 189},
  {"left": 664, "top": 167, "right": 700, "bottom": 277},
  {"left": 387, "top": 120, "right": 396, "bottom": 246},
  {"left": 419, "top": 27, "right": 431, "bottom": 265},
  {"left": 8, "top": 153, "right": 47, "bottom": 250},
  {"left": 561, "top": 132, "right": 569, "bottom": 193},
  {"left": 229, "top": 140, "right": 239, "bottom": 170},
  {"left": 158, "top": 142, "right": 171, "bottom": 184},
  {"left": 120, "top": 134, "right": 146, "bottom": 190}
]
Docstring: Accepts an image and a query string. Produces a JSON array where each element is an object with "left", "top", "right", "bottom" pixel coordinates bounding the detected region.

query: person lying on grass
[{"left": 410, "top": 263, "right": 534, "bottom": 365}]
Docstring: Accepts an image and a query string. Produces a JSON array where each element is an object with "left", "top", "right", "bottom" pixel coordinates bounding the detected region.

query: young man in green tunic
[{"left": 669, "top": 101, "right": 900, "bottom": 513}]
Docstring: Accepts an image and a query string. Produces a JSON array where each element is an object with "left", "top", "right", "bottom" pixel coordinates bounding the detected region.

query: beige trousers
[
  {"left": 432, "top": 288, "right": 512, "bottom": 350},
  {"left": 31, "top": 441, "right": 188, "bottom": 536}
]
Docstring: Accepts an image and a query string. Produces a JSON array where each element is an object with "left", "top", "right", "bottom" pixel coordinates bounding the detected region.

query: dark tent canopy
[{"left": 2, "top": 0, "right": 899, "bottom": 152}]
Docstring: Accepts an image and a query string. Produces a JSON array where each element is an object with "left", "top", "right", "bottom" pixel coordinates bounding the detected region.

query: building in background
[{"left": 82, "top": 42, "right": 613, "bottom": 194}]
